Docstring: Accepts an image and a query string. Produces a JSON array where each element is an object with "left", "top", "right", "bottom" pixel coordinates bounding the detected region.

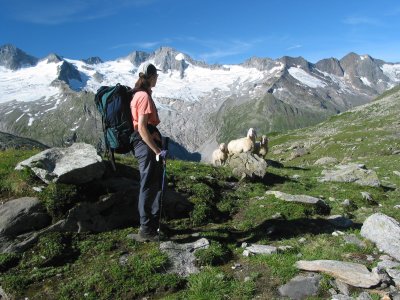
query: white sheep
[
  {"left": 227, "top": 128, "right": 257, "bottom": 155},
  {"left": 254, "top": 135, "right": 269, "bottom": 157},
  {"left": 212, "top": 143, "right": 228, "bottom": 166}
]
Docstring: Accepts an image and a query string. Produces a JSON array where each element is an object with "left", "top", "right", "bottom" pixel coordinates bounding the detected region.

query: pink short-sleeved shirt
[{"left": 130, "top": 91, "right": 160, "bottom": 130}]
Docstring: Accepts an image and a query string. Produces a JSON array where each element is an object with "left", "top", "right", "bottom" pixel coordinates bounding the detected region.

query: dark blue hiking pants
[{"left": 133, "top": 140, "right": 163, "bottom": 235}]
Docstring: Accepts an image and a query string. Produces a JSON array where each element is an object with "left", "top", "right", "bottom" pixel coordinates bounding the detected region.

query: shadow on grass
[{"left": 167, "top": 218, "right": 362, "bottom": 246}]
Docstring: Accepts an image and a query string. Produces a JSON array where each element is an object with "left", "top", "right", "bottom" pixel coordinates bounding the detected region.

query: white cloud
[{"left": 287, "top": 44, "right": 302, "bottom": 51}]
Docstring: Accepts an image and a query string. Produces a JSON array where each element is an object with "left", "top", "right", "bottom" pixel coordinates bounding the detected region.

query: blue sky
[{"left": 1, "top": 0, "right": 400, "bottom": 64}]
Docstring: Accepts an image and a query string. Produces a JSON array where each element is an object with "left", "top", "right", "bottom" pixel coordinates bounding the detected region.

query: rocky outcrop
[
  {"left": 15, "top": 143, "right": 105, "bottom": 184},
  {"left": 361, "top": 213, "right": 400, "bottom": 261},
  {"left": 319, "top": 163, "right": 381, "bottom": 187}
]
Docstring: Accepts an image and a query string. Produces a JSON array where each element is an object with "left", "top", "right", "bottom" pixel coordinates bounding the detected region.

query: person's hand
[{"left": 156, "top": 150, "right": 168, "bottom": 161}]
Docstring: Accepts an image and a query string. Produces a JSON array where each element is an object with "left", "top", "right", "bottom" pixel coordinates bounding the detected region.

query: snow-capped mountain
[{"left": 0, "top": 44, "right": 399, "bottom": 161}]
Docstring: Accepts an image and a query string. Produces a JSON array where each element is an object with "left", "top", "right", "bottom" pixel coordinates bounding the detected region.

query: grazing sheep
[
  {"left": 254, "top": 135, "right": 269, "bottom": 157},
  {"left": 212, "top": 143, "right": 228, "bottom": 166},
  {"left": 227, "top": 128, "right": 257, "bottom": 155}
]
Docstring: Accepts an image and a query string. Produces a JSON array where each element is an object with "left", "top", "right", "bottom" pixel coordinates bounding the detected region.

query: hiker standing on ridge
[{"left": 130, "top": 63, "right": 167, "bottom": 241}]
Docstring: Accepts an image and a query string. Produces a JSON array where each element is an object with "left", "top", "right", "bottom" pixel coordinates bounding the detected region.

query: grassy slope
[{"left": 0, "top": 87, "right": 399, "bottom": 299}]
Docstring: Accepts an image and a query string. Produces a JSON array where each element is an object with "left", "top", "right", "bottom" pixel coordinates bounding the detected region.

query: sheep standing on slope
[
  {"left": 254, "top": 135, "right": 269, "bottom": 157},
  {"left": 212, "top": 143, "right": 229, "bottom": 166},
  {"left": 227, "top": 128, "right": 257, "bottom": 155}
]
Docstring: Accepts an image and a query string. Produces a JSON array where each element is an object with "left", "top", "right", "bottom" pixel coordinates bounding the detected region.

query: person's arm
[{"left": 137, "top": 114, "right": 161, "bottom": 155}]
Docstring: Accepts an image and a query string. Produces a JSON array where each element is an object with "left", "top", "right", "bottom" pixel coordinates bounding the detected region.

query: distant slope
[{"left": 0, "top": 131, "right": 48, "bottom": 150}]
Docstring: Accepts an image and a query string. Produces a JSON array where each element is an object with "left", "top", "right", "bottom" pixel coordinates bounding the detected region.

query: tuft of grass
[
  {"left": 39, "top": 183, "right": 79, "bottom": 220},
  {"left": 195, "top": 241, "right": 232, "bottom": 266},
  {"left": 0, "top": 253, "right": 21, "bottom": 272},
  {"left": 0, "top": 149, "right": 41, "bottom": 198},
  {"left": 168, "top": 267, "right": 255, "bottom": 300}
]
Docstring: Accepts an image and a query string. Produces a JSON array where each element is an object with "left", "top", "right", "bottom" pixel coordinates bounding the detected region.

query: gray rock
[
  {"left": 226, "top": 152, "right": 267, "bottom": 179},
  {"left": 314, "top": 157, "right": 339, "bottom": 166},
  {"left": 278, "top": 273, "right": 322, "bottom": 300},
  {"left": 265, "top": 191, "right": 330, "bottom": 214},
  {"left": 288, "top": 147, "right": 310, "bottom": 160},
  {"left": 243, "top": 244, "right": 278, "bottom": 256},
  {"left": 0, "top": 285, "right": 11, "bottom": 300},
  {"left": 296, "top": 260, "right": 381, "bottom": 288},
  {"left": 357, "top": 292, "right": 373, "bottom": 300},
  {"left": 327, "top": 215, "right": 354, "bottom": 228},
  {"left": 343, "top": 234, "right": 367, "bottom": 248},
  {"left": 332, "top": 295, "right": 354, "bottom": 300},
  {"left": 0, "top": 197, "right": 51, "bottom": 237},
  {"left": 361, "top": 213, "right": 400, "bottom": 261},
  {"left": 377, "top": 260, "right": 400, "bottom": 270},
  {"left": 386, "top": 268, "right": 400, "bottom": 287},
  {"left": 319, "top": 163, "right": 381, "bottom": 187},
  {"left": 159, "top": 238, "right": 209, "bottom": 276},
  {"left": 15, "top": 143, "right": 105, "bottom": 184},
  {"left": 335, "top": 279, "right": 350, "bottom": 295}
]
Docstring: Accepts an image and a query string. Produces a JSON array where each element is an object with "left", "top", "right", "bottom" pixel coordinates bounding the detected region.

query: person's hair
[{"left": 134, "top": 73, "right": 152, "bottom": 91}]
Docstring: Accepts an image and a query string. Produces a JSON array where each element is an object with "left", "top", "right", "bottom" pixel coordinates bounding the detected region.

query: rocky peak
[
  {"left": 0, "top": 44, "right": 38, "bottom": 70},
  {"left": 242, "top": 57, "right": 277, "bottom": 71},
  {"left": 279, "top": 56, "right": 312, "bottom": 72},
  {"left": 44, "top": 53, "right": 63, "bottom": 64},
  {"left": 125, "top": 51, "right": 150, "bottom": 66},
  {"left": 339, "top": 52, "right": 361, "bottom": 70},
  {"left": 340, "top": 52, "right": 390, "bottom": 93},
  {"left": 315, "top": 58, "right": 344, "bottom": 77},
  {"left": 83, "top": 56, "right": 103, "bottom": 65}
]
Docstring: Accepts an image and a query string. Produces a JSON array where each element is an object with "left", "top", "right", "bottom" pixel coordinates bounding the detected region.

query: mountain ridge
[{"left": 0, "top": 44, "right": 399, "bottom": 161}]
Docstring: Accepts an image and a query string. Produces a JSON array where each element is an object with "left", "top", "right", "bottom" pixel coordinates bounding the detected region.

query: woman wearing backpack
[{"left": 130, "top": 62, "right": 167, "bottom": 242}]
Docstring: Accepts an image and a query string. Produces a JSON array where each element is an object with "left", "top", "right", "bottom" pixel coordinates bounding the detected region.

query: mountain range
[{"left": 0, "top": 44, "right": 399, "bottom": 161}]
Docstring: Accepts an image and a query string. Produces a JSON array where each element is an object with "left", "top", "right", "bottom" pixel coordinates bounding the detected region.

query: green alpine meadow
[{"left": 0, "top": 86, "right": 399, "bottom": 299}]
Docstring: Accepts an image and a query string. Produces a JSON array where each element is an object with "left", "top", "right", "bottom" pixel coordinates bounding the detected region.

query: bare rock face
[
  {"left": 296, "top": 260, "right": 381, "bottom": 288},
  {"left": 15, "top": 143, "right": 105, "bottom": 184},
  {"left": 361, "top": 213, "right": 400, "bottom": 261}
]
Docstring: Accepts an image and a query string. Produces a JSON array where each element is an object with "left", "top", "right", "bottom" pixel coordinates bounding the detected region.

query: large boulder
[
  {"left": 226, "top": 152, "right": 267, "bottom": 179},
  {"left": 360, "top": 213, "right": 400, "bottom": 261},
  {"left": 319, "top": 163, "right": 380, "bottom": 187},
  {"left": 0, "top": 197, "right": 51, "bottom": 237},
  {"left": 15, "top": 143, "right": 105, "bottom": 184},
  {"left": 296, "top": 260, "right": 381, "bottom": 288}
]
